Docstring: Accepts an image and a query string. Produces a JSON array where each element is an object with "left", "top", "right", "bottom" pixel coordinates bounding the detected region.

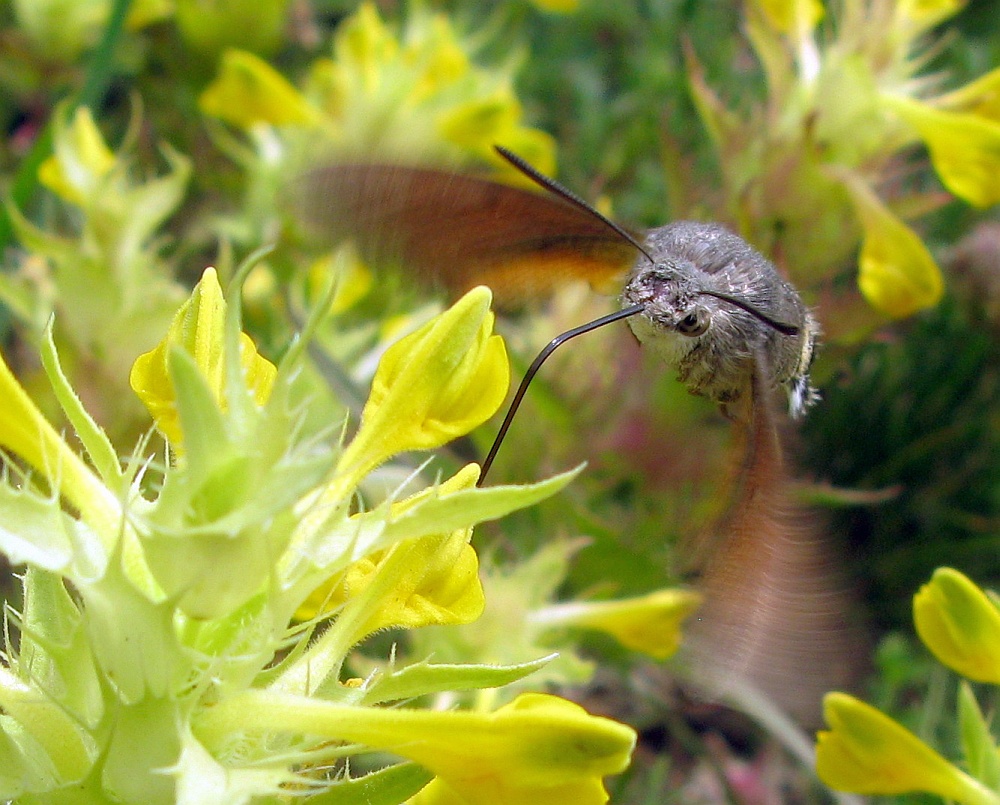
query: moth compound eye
[{"left": 677, "top": 307, "right": 710, "bottom": 337}]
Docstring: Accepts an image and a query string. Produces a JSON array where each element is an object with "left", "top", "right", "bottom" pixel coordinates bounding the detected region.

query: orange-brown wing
[{"left": 293, "top": 163, "right": 639, "bottom": 301}]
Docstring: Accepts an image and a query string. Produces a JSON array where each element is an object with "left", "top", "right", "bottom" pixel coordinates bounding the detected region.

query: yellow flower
[
  {"left": 816, "top": 693, "right": 1000, "bottom": 804},
  {"left": 405, "top": 12, "right": 470, "bottom": 101},
  {"left": 914, "top": 568, "right": 1000, "bottom": 684},
  {"left": 333, "top": 1, "right": 398, "bottom": 89},
  {"left": 337, "top": 286, "right": 508, "bottom": 479},
  {"left": 530, "top": 589, "right": 702, "bottom": 660},
  {"left": 300, "top": 2, "right": 557, "bottom": 170},
  {"left": 199, "top": 49, "right": 321, "bottom": 129},
  {"left": 130, "top": 268, "right": 277, "bottom": 446},
  {"left": 409, "top": 698, "right": 632, "bottom": 805},
  {"left": 840, "top": 173, "right": 943, "bottom": 317},
  {"left": 305, "top": 251, "right": 373, "bottom": 314},
  {"left": 751, "top": 0, "right": 824, "bottom": 36},
  {"left": 886, "top": 95, "right": 1000, "bottom": 209},
  {"left": 295, "top": 464, "right": 485, "bottom": 632},
  {"left": 199, "top": 691, "right": 636, "bottom": 805},
  {"left": 893, "top": 0, "right": 967, "bottom": 33},
  {"left": 938, "top": 66, "right": 1000, "bottom": 122},
  {"left": 38, "top": 106, "right": 116, "bottom": 206},
  {"left": 0, "top": 343, "right": 120, "bottom": 544}
]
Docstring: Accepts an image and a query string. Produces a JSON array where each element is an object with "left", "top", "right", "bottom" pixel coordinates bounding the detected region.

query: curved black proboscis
[{"left": 478, "top": 303, "right": 645, "bottom": 486}]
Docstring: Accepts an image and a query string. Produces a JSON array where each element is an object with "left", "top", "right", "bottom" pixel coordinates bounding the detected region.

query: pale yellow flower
[
  {"left": 38, "top": 106, "right": 116, "bottom": 206},
  {"left": 530, "top": 589, "right": 702, "bottom": 660},
  {"left": 914, "top": 567, "right": 1000, "bottom": 684},
  {"left": 816, "top": 692, "right": 1000, "bottom": 804},
  {"left": 886, "top": 95, "right": 1000, "bottom": 209},
  {"left": 295, "top": 464, "right": 485, "bottom": 633},
  {"left": 198, "top": 691, "right": 636, "bottom": 805},
  {"left": 130, "top": 268, "right": 276, "bottom": 446},
  {"left": 841, "top": 174, "right": 943, "bottom": 317},
  {"left": 337, "top": 286, "right": 508, "bottom": 479},
  {"left": 199, "top": 49, "right": 321, "bottom": 129}
]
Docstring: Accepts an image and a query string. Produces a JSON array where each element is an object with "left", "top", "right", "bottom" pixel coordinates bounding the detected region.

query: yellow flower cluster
[
  {"left": 694, "top": 0, "right": 1000, "bottom": 318},
  {"left": 817, "top": 568, "right": 1000, "bottom": 803},
  {"left": 198, "top": 2, "right": 556, "bottom": 177},
  {"left": 0, "top": 270, "right": 657, "bottom": 802}
]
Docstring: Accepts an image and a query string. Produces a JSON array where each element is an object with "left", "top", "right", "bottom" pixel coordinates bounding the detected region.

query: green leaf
[
  {"left": 302, "top": 762, "right": 433, "bottom": 805},
  {"left": 362, "top": 655, "right": 556, "bottom": 705},
  {"left": 40, "top": 322, "right": 123, "bottom": 490},
  {"left": 302, "top": 467, "right": 583, "bottom": 576},
  {"left": 958, "top": 681, "right": 1000, "bottom": 789},
  {"left": 380, "top": 466, "right": 584, "bottom": 545}
]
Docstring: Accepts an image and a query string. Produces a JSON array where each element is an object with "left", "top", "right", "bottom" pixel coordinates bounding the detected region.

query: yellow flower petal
[
  {"left": 841, "top": 175, "right": 943, "bottom": 317},
  {"left": 130, "top": 268, "right": 276, "bottom": 445},
  {"left": 405, "top": 14, "right": 470, "bottom": 101},
  {"left": 372, "top": 692, "right": 635, "bottom": 805},
  {"left": 816, "top": 693, "right": 1000, "bottom": 804},
  {"left": 338, "top": 286, "right": 508, "bottom": 478},
  {"left": 914, "top": 568, "right": 1000, "bottom": 684},
  {"left": 532, "top": 589, "right": 703, "bottom": 660},
  {"left": 893, "top": 0, "right": 967, "bottom": 33},
  {"left": 937, "top": 66, "right": 1000, "bottom": 122},
  {"left": 750, "top": 0, "right": 824, "bottom": 36},
  {"left": 205, "top": 691, "right": 636, "bottom": 805},
  {"left": 0, "top": 348, "right": 120, "bottom": 541},
  {"left": 295, "top": 464, "right": 485, "bottom": 630},
  {"left": 886, "top": 95, "right": 1000, "bottom": 208},
  {"left": 199, "top": 49, "right": 320, "bottom": 129},
  {"left": 38, "top": 106, "right": 116, "bottom": 205},
  {"left": 305, "top": 251, "right": 373, "bottom": 314},
  {"left": 333, "top": 1, "right": 399, "bottom": 87}
]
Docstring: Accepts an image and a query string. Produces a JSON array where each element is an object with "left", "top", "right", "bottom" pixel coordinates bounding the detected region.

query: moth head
[{"left": 622, "top": 261, "right": 716, "bottom": 338}]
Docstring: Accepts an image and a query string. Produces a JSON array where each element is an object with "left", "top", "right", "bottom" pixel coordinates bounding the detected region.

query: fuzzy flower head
[
  {"left": 198, "top": 2, "right": 557, "bottom": 187},
  {"left": 0, "top": 271, "right": 625, "bottom": 803},
  {"left": 688, "top": 0, "right": 1000, "bottom": 324}
]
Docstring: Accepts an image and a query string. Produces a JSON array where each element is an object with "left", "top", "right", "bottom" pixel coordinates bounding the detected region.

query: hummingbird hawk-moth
[
  {"left": 294, "top": 146, "right": 819, "bottom": 434},
  {"left": 292, "top": 148, "right": 858, "bottom": 725}
]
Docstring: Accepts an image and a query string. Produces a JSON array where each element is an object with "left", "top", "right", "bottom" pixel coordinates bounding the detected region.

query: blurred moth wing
[
  {"left": 293, "top": 149, "right": 817, "bottom": 418},
  {"left": 293, "top": 161, "right": 639, "bottom": 301}
]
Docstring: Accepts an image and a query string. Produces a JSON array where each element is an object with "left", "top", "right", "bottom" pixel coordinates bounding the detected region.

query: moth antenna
[
  {"left": 697, "top": 290, "right": 800, "bottom": 336},
  {"left": 478, "top": 303, "right": 646, "bottom": 485},
  {"left": 494, "top": 145, "right": 655, "bottom": 265}
]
